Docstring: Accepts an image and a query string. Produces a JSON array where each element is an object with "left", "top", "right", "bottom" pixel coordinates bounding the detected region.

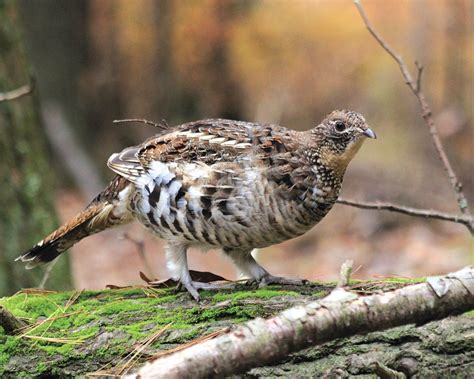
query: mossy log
[{"left": 0, "top": 279, "right": 472, "bottom": 378}]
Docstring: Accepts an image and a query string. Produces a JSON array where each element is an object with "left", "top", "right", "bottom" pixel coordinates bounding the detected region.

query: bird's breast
[{"left": 127, "top": 161, "right": 337, "bottom": 249}]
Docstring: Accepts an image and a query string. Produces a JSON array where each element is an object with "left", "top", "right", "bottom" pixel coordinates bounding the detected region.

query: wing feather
[{"left": 107, "top": 118, "right": 296, "bottom": 186}]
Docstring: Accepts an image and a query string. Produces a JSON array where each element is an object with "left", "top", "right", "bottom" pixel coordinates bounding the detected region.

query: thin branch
[
  {"left": 414, "top": 61, "right": 424, "bottom": 93},
  {"left": 337, "top": 198, "right": 473, "bottom": 234},
  {"left": 121, "top": 232, "right": 154, "bottom": 278},
  {"left": 0, "top": 306, "right": 27, "bottom": 335},
  {"left": 126, "top": 266, "right": 474, "bottom": 378},
  {"left": 0, "top": 81, "right": 34, "bottom": 103},
  {"left": 353, "top": 0, "right": 471, "bottom": 218},
  {"left": 38, "top": 260, "right": 57, "bottom": 289},
  {"left": 113, "top": 118, "right": 170, "bottom": 130}
]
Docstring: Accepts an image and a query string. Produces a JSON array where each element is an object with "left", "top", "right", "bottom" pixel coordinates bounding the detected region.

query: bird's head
[{"left": 309, "top": 110, "right": 376, "bottom": 174}]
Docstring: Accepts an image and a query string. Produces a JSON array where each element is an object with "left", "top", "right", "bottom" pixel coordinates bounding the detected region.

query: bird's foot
[
  {"left": 255, "top": 274, "right": 308, "bottom": 288},
  {"left": 177, "top": 280, "right": 238, "bottom": 301}
]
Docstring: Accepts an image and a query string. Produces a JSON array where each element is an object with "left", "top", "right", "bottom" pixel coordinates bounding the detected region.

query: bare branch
[
  {"left": 353, "top": 0, "right": 471, "bottom": 218},
  {"left": 121, "top": 232, "right": 154, "bottom": 278},
  {"left": 415, "top": 61, "right": 424, "bottom": 93},
  {"left": 0, "top": 306, "right": 27, "bottom": 335},
  {"left": 127, "top": 266, "right": 474, "bottom": 378},
  {"left": 38, "top": 260, "right": 57, "bottom": 289},
  {"left": 113, "top": 118, "right": 170, "bottom": 130},
  {"left": 337, "top": 198, "right": 473, "bottom": 234},
  {"left": 0, "top": 81, "right": 34, "bottom": 103}
]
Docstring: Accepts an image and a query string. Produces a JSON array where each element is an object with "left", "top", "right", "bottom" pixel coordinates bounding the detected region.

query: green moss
[
  {"left": 37, "top": 341, "right": 75, "bottom": 357},
  {"left": 381, "top": 276, "right": 425, "bottom": 284},
  {"left": 36, "top": 362, "right": 47, "bottom": 373},
  {"left": 212, "top": 289, "right": 299, "bottom": 302}
]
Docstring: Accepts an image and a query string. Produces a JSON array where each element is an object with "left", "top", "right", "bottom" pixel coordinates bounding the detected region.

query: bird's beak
[{"left": 363, "top": 128, "right": 377, "bottom": 139}]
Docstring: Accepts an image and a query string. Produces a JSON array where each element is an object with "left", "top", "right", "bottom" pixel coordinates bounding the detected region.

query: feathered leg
[{"left": 166, "top": 242, "right": 238, "bottom": 301}]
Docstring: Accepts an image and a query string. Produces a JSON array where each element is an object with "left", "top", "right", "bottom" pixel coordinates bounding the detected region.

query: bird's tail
[{"left": 16, "top": 176, "right": 132, "bottom": 269}]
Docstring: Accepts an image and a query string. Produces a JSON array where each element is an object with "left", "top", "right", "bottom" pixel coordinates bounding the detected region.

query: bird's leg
[
  {"left": 165, "top": 243, "right": 234, "bottom": 301},
  {"left": 223, "top": 248, "right": 307, "bottom": 287},
  {"left": 165, "top": 243, "right": 201, "bottom": 301}
]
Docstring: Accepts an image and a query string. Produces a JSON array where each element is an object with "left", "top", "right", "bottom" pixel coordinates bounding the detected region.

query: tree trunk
[
  {"left": 0, "top": 0, "right": 71, "bottom": 295},
  {"left": 0, "top": 278, "right": 472, "bottom": 377}
]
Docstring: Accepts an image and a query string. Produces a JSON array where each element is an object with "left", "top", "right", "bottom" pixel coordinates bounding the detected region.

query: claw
[
  {"left": 178, "top": 280, "right": 238, "bottom": 301},
  {"left": 182, "top": 281, "right": 201, "bottom": 302},
  {"left": 243, "top": 279, "right": 259, "bottom": 289}
]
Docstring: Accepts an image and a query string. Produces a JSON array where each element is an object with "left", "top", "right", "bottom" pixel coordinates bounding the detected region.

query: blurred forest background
[{"left": 0, "top": 0, "right": 472, "bottom": 295}]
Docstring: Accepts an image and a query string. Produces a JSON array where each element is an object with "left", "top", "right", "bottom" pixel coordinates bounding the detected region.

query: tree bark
[
  {"left": 0, "top": 274, "right": 472, "bottom": 377},
  {"left": 0, "top": 0, "right": 71, "bottom": 295},
  {"left": 0, "top": 306, "right": 26, "bottom": 335},
  {"left": 129, "top": 267, "right": 474, "bottom": 378}
]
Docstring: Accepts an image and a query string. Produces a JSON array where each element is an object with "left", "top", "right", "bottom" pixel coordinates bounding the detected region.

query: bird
[{"left": 17, "top": 110, "right": 376, "bottom": 301}]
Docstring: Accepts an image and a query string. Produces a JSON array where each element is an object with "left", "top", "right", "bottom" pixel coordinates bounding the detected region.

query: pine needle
[
  {"left": 91, "top": 323, "right": 173, "bottom": 377},
  {"left": 22, "top": 335, "right": 85, "bottom": 344},
  {"left": 152, "top": 327, "right": 229, "bottom": 359}
]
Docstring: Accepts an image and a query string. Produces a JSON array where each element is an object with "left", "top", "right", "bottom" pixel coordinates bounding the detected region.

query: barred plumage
[{"left": 17, "top": 110, "right": 375, "bottom": 300}]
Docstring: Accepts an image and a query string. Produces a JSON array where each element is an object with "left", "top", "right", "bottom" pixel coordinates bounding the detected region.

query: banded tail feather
[{"left": 16, "top": 176, "right": 133, "bottom": 269}]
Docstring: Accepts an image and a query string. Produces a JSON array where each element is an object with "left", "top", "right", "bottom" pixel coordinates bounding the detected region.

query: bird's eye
[{"left": 334, "top": 121, "right": 346, "bottom": 132}]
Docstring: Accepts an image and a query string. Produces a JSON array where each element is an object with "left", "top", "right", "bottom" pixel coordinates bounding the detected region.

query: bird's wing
[
  {"left": 107, "top": 119, "right": 306, "bottom": 233},
  {"left": 107, "top": 118, "right": 294, "bottom": 185}
]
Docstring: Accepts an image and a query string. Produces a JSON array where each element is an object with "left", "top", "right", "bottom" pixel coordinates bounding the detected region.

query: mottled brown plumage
[{"left": 17, "top": 110, "right": 375, "bottom": 300}]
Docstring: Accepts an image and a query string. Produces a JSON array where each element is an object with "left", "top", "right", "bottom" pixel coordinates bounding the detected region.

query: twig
[
  {"left": 414, "top": 61, "right": 423, "bottom": 93},
  {"left": 113, "top": 118, "right": 170, "bottom": 130},
  {"left": 337, "top": 259, "right": 353, "bottom": 288},
  {"left": 371, "top": 361, "right": 406, "bottom": 379},
  {"left": 38, "top": 260, "right": 57, "bottom": 289},
  {"left": 336, "top": 198, "right": 473, "bottom": 234},
  {"left": 353, "top": 0, "right": 471, "bottom": 218},
  {"left": 121, "top": 232, "right": 154, "bottom": 278},
  {"left": 0, "top": 306, "right": 27, "bottom": 335},
  {"left": 0, "top": 81, "right": 34, "bottom": 103}
]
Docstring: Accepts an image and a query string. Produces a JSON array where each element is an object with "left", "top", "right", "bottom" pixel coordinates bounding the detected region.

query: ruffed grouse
[{"left": 17, "top": 110, "right": 375, "bottom": 300}]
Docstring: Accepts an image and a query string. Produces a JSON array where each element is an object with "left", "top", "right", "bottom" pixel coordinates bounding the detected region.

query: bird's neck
[
  {"left": 308, "top": 163, "right": 343, "bottom": 202},
  {"left": 319, "top": 138, "right": 365, "bottom": 176},
  {"left": 283, "top": 149, "right": 342, "bottom": 220}
]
